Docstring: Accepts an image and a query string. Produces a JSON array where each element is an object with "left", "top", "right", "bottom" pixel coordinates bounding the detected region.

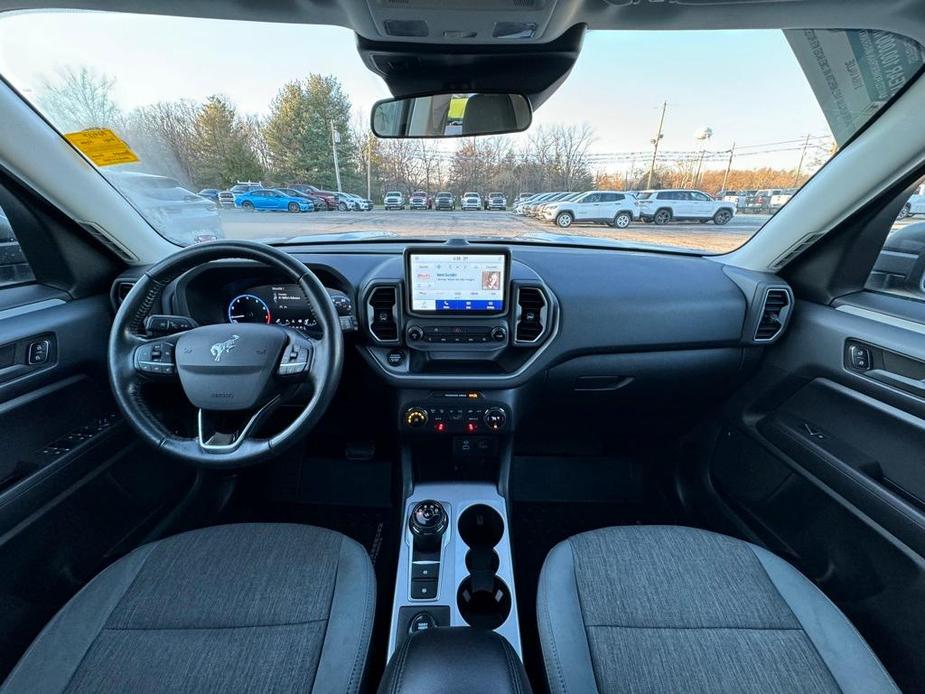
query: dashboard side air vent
[
  {"left": 514, "top": 286, "right": 548, "bottom": 344},
  {"left": 754, "top": 288, "right": 792, "bottom": 342},
  {"left": 367, "top": 284, "right": 400, "bottom": 343}
]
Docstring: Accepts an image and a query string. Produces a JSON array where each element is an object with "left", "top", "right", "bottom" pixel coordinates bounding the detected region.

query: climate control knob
[
  {"left": 483, "top": 407, "right": 507, "bottom": 431},
  {"left": 407, "top": 326, "right": 424, "bottom": 342},
  {"left": 405, "top": 407, "right": 429, "bottom": 428}
]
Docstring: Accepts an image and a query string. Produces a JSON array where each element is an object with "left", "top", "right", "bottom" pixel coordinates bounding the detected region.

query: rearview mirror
[{"left": 371, "top": 92, "right": 531, "bottom": 139}]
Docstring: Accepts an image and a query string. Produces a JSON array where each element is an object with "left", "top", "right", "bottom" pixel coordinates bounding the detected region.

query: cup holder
[
  {"left": 458, "top": 504, "right": 504, "bottom": 548},
  {"left": 465, "top": 547, "right": 500, "bottom": 574},
  {"left": 457, "top": 504, "right": 510, "bottom": 629},
  {"left": 457, "top": 576, "right": 512, "bottom": 629}
]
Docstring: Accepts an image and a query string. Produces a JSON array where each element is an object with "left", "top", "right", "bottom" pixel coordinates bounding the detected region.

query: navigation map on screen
[{"left": 409, "top": 253, "right": 506, "bottom": 313}]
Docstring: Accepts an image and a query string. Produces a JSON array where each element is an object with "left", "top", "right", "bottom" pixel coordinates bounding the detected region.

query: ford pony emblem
[{"left": 210, "top": 335, "right": 240, "bottom": 362}]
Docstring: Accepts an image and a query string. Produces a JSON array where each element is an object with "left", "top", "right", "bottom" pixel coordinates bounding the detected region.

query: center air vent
[
  {"left": 754, "top": 288, "right": 792, "bottom": 342},
  {"left": 514, "top": 286, "right": 548, "bottom": 344},
  {"left": 367, "top": 285, "right": 400, "bottom": 343}
]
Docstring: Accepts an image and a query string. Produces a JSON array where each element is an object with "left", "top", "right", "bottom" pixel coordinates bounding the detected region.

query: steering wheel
[{"left": 108, "top": 240, "right": 343, "bottom": 468}]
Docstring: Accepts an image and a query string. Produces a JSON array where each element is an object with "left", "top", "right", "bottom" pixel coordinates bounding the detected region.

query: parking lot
[{"left": 220, "top": 208, "right": 773, "bottom": 253}]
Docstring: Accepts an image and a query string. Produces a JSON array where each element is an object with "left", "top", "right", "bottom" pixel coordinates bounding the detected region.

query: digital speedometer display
[
  {"left": 226, "top": 285, "right": 327, "bottom": 331},
  {"left": 227, "top": 294, "right": 271, "bottom": 324}
]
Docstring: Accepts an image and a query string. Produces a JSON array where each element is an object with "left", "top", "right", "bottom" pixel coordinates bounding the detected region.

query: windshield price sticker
[{"left": 64, "top": 128, "right": 140, "bottom": 167}]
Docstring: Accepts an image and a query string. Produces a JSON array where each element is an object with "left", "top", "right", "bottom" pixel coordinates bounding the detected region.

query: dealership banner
[{"left": 786, "top": 29, "right": 925, "bottom": 145}]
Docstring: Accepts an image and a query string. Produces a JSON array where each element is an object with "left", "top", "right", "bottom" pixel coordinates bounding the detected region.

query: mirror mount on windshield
[{"left": 371, "top": 92, "right": 532, "bottom": 138}]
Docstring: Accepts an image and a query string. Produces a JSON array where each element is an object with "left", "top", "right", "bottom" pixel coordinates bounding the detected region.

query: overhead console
[{"left": 362, "top": 243, "right": 558, "bottom": 385}]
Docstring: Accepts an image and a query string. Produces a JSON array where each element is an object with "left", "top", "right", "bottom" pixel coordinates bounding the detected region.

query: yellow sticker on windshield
[{"left": 64, "top": 128, "right": 139, "bottom": 167}]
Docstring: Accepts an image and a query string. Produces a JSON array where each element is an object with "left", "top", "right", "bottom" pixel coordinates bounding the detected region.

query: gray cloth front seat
[
  {"left": 1, "top": 523, "right": 376, "bottom": 694},
  {"left": 537, "top": 525, "right": 898, "bottom": 694}
]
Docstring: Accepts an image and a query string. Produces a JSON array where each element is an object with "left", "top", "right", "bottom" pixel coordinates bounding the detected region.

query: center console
[{"left": 387, "top": 483, "right": 521, "bottom": 658}]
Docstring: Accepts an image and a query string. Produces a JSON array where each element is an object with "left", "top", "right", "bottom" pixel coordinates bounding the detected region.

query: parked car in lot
[
  {"left": 487, "top": 192, "right": 507, "bottom": 210},
  {"left": 749, "top": 188, "right": 793, "bottom": 213},
  {"left": 110, "top": 171, "right": 224, "bottom": 244},
  {"left": 535, "top": 192, "right": 581, "bottom": 219},
  {"left": 434, "top": 192, "right": 455, "bottom": 210},
  {"left": 276, "top": 188, "right": 322, "bottom": 211},
  {"left": 288, "top": 184, "right": 338, "bottom": 210},
  {"left": 409, "top": 191, "right": 431, "bottom": 210},
  {"left": 384, "top": 191, "right": 405, "bottom": 210},
  {"left": 461, "top": 192, "right": 482, "bottom": 211},
  {"left": 346, "top": 193, "right": 374, "bottom": 211},
  {"left": 770, "top": 188, "right": 797, "bottom": 211},
  {"left": 718, "top": 190, "right": 751, "bottom": 209},
  {"left": 526, "top": 192, "right": 566, "bottom": 217},
  {"left": 513, "top": 193, "right": 545, "bottom": 215},
  {"left": 234, "top": 188, "right": 313, "bottom": 213},
  {"left": 898, "top": 191, "right": 925, "bottom": 219},
  {"left": 516, "top": 192, "right": 534, "bottom": 203},
  {"left": 218, "top": 181, "right": 262, "bottom": 207},
  {"left": 542, "top": 190, "right": 641, "bottom": 229},
  {"left": 197, "top": 188, "right": 220, "bottom": 205},
  {"left": 333, "top": 192, "right": 359, "bottom": 211},
  {"left": 637, "top": 189, "right": 735, "bottom": 225}
]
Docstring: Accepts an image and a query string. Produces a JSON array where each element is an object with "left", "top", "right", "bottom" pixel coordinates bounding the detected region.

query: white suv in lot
[
  {"left": 542, "top": 191, "right": 640, "bottom": 229},
  {"left": 637, "top": 189, "right": 735, "bottom": 225},
  {"left": 383, "top": 191, "right": 405, "bottom": 210},
  {"left": 461, "top": 192, "right": 482, "bottom": 211}
]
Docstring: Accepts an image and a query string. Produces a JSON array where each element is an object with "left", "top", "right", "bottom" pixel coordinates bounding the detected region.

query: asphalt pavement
[{"left": 219, "top": 207, "right": 771, "bottom": 253}]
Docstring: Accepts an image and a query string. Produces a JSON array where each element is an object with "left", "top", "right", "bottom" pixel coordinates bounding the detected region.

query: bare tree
[
  {"left": 38, "top": 66, "right": 122, "bottom": 132},
  {"left": 125, "top": 100, "right": 199, "bottom": 186}
]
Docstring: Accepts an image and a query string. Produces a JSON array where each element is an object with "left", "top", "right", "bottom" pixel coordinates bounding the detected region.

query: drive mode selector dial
[
  {"left": 405, "top": 407, "right": 428, "bottom": 428},
  {"left": 409, "top": 500, "right": 448, "bottom": 551}
]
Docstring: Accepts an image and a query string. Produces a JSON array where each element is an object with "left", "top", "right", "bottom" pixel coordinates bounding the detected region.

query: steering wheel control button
[
  {"left": 135, "top": 341, "right": 176, "bottom": 375},
  {"left": 145, "top": 314, "right": 196, "bottom": 336},
  {"left": 408, "top": 611, "right": 437, "bottom": 634},
  {"left": 278, "top": 343, "right": 311, "bottom": 376}
]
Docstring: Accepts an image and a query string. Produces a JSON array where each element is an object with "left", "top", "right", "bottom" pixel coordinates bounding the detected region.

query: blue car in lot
[{"left": 234, "top": 188, "right": 313, "bottom": 213}]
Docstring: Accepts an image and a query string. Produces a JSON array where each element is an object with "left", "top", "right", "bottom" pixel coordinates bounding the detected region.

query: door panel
[
  {"left": 686, "top": 298, "right": 925, "bottom": 691},
  {"left": 0, "top": 293, "right": 196, "bottom": 678}
]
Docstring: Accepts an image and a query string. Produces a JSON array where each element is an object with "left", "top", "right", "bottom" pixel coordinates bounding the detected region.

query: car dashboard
[{"left": 113, "top": 239, "right": 794, "bottom": 439}]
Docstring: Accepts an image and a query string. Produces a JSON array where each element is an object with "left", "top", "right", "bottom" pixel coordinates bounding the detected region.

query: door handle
[{"left": 866, "top": 368, "right": 925, "bottom": 398}]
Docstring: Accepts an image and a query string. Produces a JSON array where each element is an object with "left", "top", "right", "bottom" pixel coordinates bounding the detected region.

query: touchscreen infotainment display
[{"left": 409, "top": 252, "right": 507, "bottom": 313}]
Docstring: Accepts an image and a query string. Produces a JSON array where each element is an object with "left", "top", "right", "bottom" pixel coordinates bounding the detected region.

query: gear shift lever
[{"left": 409, "top": 500, "right": 448, "bottom": 553}]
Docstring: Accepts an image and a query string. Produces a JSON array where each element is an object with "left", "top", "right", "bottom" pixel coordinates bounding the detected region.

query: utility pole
[
  {"left": 693, "top": 127, "right": 713, "bottom": 188},
  {"left": 793, "top": 133, "right": 811, "bottom": 187},
  {"left": 721, "top": 141, "right": 736, "bottom": 193},
  {"left": 646, "top": 100, "right": 667, "bottom": 190},
  {"left": 330, "top": 121, "right": 343, "bottom": 192},
  {"left": 366, "top": 137, "right": 372, "bottom": 200}
]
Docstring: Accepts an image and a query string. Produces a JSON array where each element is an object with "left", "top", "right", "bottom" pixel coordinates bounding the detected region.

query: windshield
[{"left": 0, "top": 12, "right": 922, "bottom": 253}]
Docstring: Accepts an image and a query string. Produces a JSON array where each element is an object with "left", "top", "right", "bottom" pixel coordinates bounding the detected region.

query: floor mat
[{"left": 511, "top": 500, "right": 678, "bottom": 693}]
